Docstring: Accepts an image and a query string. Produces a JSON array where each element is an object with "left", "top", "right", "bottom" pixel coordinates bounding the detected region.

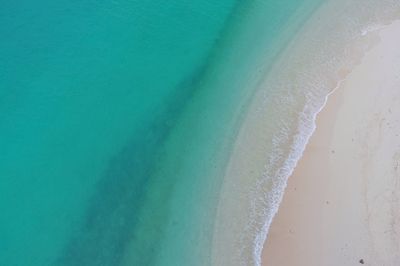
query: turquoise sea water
[{"left": 1, "top": 1, "right": 322, "bottom": 265}]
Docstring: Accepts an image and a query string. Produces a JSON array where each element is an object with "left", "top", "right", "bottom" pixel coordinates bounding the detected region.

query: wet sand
[{"left": 262, "top": 20, "right": 400, "bottom": 266}]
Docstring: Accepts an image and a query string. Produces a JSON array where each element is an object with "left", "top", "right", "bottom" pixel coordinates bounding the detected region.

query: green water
[{"left": 0, "top": 1, "right": 322, "bottom": 265}]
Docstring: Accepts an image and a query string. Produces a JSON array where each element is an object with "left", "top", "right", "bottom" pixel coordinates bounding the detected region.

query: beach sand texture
[{"left": 262, "top": 20, "right": 400, "bottom": 266}]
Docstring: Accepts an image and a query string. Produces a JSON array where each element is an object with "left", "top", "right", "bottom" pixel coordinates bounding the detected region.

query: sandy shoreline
[{"left": 262, "top": 20, "right": 400, "bottom": 266}]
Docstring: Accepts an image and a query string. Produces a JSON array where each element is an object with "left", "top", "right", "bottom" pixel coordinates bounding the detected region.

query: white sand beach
[{"left": 262, "top": 20, "right": 400, "bottom": 266}]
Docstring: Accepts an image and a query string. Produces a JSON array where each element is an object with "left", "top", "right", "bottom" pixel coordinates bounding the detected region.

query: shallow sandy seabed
[{"left": 262, "top": 20, "right": 400, "bottom": 266}]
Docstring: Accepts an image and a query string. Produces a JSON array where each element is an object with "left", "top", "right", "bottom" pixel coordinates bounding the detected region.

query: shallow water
[
  {"left": 212, "top": 0, "right": 400, "bottom": 265},
  {"left": 0, "top": 1, "right": 328, "bottom": 265}
]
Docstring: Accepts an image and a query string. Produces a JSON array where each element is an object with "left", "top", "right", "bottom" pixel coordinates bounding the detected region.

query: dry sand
[{"left": 262, "top": 20, "right": 400, "bottom": 266}]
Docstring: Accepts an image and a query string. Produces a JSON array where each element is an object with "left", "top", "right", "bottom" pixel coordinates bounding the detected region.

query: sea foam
[{"left": 212, "top": 0, "right": 400, "bottom": 265}]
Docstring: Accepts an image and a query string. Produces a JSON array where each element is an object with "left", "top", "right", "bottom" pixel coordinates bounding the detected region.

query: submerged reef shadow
[{"left": 56, "top": 62, "right": 209, "bottom": 266}]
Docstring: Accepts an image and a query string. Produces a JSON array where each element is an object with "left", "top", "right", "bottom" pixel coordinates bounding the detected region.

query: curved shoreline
[
  {"left": 212, "top": 1, "right": 400, "bottom": 265},
  {"left": 262, "top": 20, "right": 400, "bottom": 265}
]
